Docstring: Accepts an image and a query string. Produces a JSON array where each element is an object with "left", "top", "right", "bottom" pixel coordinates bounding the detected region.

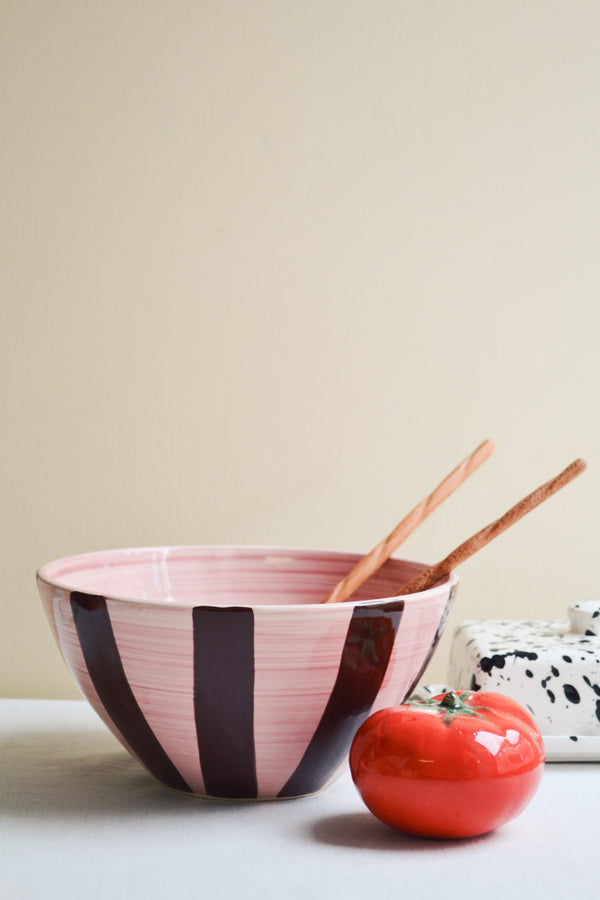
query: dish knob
[{"left": 569, "top": 600, "right": 600, "bottom": 636}]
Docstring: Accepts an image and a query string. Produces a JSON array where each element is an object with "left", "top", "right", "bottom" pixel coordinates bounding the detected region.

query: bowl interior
[{"left": 38, "top": 545, "right": 436, "bottom": 607}]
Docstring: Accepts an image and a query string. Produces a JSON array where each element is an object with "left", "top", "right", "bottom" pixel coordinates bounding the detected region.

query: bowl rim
[{"left": 36, "top": 544, "right": 459, "bottom": 611}]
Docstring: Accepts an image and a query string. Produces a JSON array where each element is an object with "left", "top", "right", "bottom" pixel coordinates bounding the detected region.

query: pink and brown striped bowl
[{"left": 37, "top": 546, "right": 457, "bottom": 800}]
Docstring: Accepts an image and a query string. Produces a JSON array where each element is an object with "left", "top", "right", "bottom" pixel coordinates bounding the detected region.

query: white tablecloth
[{"left": 1, "top": 699, "right": 597, "bottom": 900}]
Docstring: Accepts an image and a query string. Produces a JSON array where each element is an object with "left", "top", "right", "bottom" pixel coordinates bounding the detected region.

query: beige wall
[{"left": 2, "top": 1, "right": 599, "bottom": 698}]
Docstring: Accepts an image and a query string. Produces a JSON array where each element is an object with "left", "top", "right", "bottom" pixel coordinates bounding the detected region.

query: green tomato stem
[{"left": 410, "top": 690, "right": 488, "bottom": 725}]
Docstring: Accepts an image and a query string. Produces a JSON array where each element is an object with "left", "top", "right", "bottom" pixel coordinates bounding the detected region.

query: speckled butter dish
[{"left": 416, "top": 602, "right": 600, "bottom": 762}]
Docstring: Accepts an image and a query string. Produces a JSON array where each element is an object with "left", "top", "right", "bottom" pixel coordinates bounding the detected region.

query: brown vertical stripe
[
  {"left": 192, "top": 606, "right": 257, "bottom": 798},
  {"left": 403, "top": 585, "right": 457, "bottom": 701},
  {"left": 278, "top": 601, "right": 404, "bottom": 798},
  {"left": 70, "top": 591, "right": 192, "bottom": 793}
]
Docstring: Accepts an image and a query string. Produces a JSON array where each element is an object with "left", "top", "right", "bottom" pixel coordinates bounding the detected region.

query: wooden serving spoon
[
  {"left": 394, "top": 457, "right": 587, "bottom": 596},
  {"left": 321, "top": 439, "right": 495, "bottom": 604}
]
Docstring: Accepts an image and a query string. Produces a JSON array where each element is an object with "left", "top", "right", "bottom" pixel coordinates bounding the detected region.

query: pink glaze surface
[
  {"left": 252, "top": 602, "right": 356, "bottom": 797},
  {"left": 37, "top": 546, "right": 457, "bottom": 800}
]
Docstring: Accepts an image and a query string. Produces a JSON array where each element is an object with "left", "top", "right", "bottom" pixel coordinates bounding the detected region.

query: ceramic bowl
[{"left": 37, "top": 546, "right": 458, "bottom": 800}]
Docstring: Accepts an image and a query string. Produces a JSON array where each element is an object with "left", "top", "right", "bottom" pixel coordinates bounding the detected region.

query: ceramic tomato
[{"left": 350, "top": 690, "right": 545, "bottom": 839}]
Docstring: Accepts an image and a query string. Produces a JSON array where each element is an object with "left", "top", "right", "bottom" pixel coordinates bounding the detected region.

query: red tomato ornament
[{"left": 350, "top": 690, "right": 545, "bottom": 839}]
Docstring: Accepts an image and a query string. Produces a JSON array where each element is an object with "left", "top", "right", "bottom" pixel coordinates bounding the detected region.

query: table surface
[{"left": 1, "top": 699, "right": 597, "bottom": 900}]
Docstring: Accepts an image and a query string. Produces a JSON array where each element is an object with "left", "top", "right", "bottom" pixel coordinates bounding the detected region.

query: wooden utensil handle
[
  {"left": 321, "top": 439, "right": 495, "bottom": 604},
  {"left": 394, "top": 458, "right": 587, "bottom": 596}
]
